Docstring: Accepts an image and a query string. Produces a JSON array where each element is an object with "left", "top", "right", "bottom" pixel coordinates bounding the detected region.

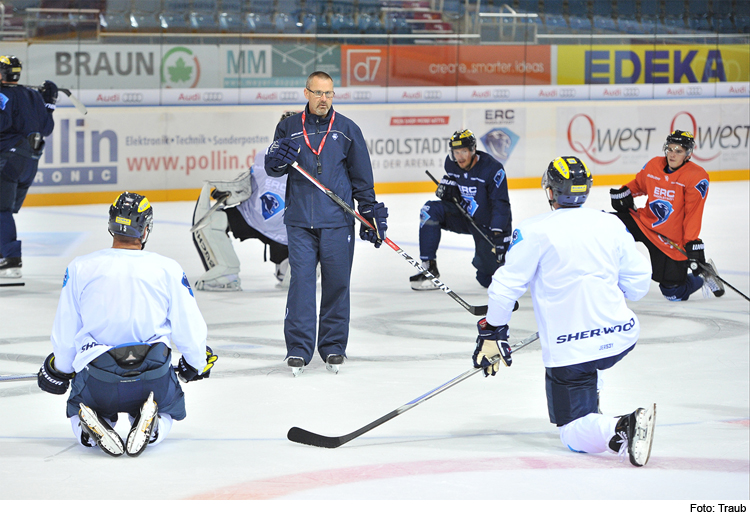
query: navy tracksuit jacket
[{"left": 265, "top": 104, "right": 376, "bottom": 362}]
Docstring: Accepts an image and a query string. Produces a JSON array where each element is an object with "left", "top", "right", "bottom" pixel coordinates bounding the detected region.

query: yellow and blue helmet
[
  {"left": 108, "top": 192, "right": 154, "bottom": 246},
  {"left": 542, "top": 156, "right": 592, "bottom": 208}
]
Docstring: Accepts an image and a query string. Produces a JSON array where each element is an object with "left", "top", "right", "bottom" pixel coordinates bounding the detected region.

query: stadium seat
[
  {"left": 615, "top": 0, "right": 643, "bottom": 33},
  {"left": 218, "top": 0, "right": 243, "bottom": 32},
  {"left": 687, "top": 0, "right": 713, "bottom": 31},
  {"left": 190, "top": 0, "right": 219, "bottom": 31},
  {"left": 592, "top": 0, "right": 617, "bottom": 33},
  {"left": 160, "top": 0, "right": 191, "bottom": 31},
  {"left": 101, "top": 0, "right": 133, "bottom": 31},
  {"left": 131, "top": 0, "right": 162, "bottom": 30}
]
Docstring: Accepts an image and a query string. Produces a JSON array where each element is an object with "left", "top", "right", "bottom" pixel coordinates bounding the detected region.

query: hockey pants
[
  {"left": 418, "top": 200, "right": 502, "bottom": 287},
  {"left": 284, "top": 224, "right": 355, "bottom": 364},
  {"left": 0, "top": 153, "right": 39, "bottom": 258}
]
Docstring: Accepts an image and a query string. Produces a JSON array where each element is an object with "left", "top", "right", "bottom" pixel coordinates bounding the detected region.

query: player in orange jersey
[{"left": 610, "top": 130, "right": 724, "bottom": 301}]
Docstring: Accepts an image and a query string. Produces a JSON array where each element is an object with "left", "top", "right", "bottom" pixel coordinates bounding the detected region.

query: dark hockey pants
[
  {"left": 0, "top": 153, "right": 39, "bottom": 258},
  {"left": 419, "top": 200, "right": 502, "bottom": 287}
]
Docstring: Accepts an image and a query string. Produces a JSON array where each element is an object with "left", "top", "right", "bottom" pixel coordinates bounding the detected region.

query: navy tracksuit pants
[{"left": 285, "top": 224, "right": 355, "bottom": 364}]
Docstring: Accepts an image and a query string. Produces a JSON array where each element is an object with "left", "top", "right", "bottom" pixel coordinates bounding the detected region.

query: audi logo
[
  {"left": 353, "top": 91, "right": 372, "bottom": 100},
  {"left": 202, "top": 92, "right": 223, "bottom": 102},
  {"left": 122, "top": 93, "right": 143, "bottom": 103},
  {"left": 280, "top": 91, "right": 299, "bottom": 101},
  {"left": 493, "top": 89, "right": 511, "bottom": 98},
  {"left": 687, "top": 86, "right": 703, "bottom": 96},
  {"left": 424, "top": 90, "right": 442, "bottom": 100},
  {"left": 560, "top": 88, "right": 576, "bottom": 98},
  {"left": 624, "top": 87, "right": 640, "bottom": 97}
]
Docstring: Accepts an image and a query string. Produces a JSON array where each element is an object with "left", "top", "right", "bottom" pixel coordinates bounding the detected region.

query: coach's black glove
[
  {"left": 473, "top": 319, "right": 512, "bottom": 376},
  {"left": 37, "top": 353, "right": 74, "bottom": 395},
  {"left": 610, "top": 186, "right": 634, "bottom": 213},
  {"left": 177, "top": 346, "right": 217, "bottom": 382},
  {"left": 685, "top": 239, "right": 706, "bottom": 271},
  {"left": 435, "top": 175, "right": 462, "bottom": 204},
  {"left": 265, "top": 138, "right": 300, "bottom": 168},
  {"left": 40, "top": 80, "right": 58, "bottom": 111},
  {"left": 358, "top": 202, "right": 388, "bottom": 248}
]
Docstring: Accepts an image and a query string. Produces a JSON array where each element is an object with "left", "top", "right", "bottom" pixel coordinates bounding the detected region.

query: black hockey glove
[
  {"left": 265, "top": 138, "right": 300, "bottom": 168},
  {"left": 610, "top": 186, "right": 634, "bottom": 213},
  {"left": 37, "top": 353, "right": 74, "bottom": 395},
  {"left": 177, "top": 346, "right": 218, "bottom": 383},
  {"left": 40, "top": 80, "right": 58, "bottom": 111},
  {"left": 490, "top": 230, "right": 511, "bottom": 261},
  {"left": 358, "top": 202, "right": 388, "bottom": 248},
  {"left": 474, "top": 319, "right": 512, "bottom": 375},
  {"left": 684, "top": 239, "right": 706, "bottom": 271},
  {"left": 435, "top": 175, "right": 462, "bottom": 204}
]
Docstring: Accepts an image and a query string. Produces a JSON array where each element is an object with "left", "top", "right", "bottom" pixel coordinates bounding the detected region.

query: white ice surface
[{"left": 1, "top": 183, "right": 748, "bottom": 522}]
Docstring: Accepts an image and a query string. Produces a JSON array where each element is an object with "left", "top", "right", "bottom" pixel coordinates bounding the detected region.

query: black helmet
[
  {"left": 663, "top": 130, "right": 695, "bottom": 157},
  {"left": 542, "top": 156, "right": 592, "bottom": 208},
  {"left": 0, "top": 55, "right": 22, "bottom": 83},
  {"left": 108, "top": 192, "right": 154, "bottom": 247},
  {"left": 450, "top": 129, "right": 477, "bottom": 152}
]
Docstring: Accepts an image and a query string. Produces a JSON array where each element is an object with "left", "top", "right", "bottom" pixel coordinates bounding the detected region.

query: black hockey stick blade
[
  {"left": 0, "top": 282, "right": 25, "bottom": 287},
  {"left": 287, "top": 331, "right": 540, "bottom": 448}
]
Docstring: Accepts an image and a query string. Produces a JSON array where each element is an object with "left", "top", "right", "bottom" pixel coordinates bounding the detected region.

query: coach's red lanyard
[{"left": 302, "top": 109, "right": 335, "bottom": 174}]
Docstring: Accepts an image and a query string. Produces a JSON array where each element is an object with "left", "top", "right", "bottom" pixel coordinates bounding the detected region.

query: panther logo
[{"left": 261, "top": 192, "right": 284, "bottom": 220}]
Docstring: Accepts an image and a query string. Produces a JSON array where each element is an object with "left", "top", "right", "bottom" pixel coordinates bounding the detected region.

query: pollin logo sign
[{"left": 161, "top": 47, "right": 201, "bottom": 88}]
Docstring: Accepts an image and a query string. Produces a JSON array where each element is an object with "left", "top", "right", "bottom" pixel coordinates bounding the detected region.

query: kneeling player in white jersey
[
  {"left": 37, "top": 192, "right": 217, "bottom": 457},
  {"left": 473, "top": 157, "right": 657, "bottom": 466},
  {"left": 192, "top": 111, "right": 293, "bottom": 291}
]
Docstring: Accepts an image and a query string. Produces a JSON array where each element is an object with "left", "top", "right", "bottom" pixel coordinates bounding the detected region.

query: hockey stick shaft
[
  {"left": 648, "top": 227, "right": 749, "bottom": 302},
  {"left": 287, "top": 331, "right": 540, "bottom": 448},
  {"left": 189, "top": 193, "right": 229, "bottom": 233},
  {"left": 425, "top": 170, "right": 497, "bottom": 252},
  {"left": 0, "top": 374, "right": 37, "bottom": 383},
  {"left": 20, "top": 85, "right": 88, "bottom": 115},
  {"left": 290, "top": 161, "right": 488, "bottom": 316}
]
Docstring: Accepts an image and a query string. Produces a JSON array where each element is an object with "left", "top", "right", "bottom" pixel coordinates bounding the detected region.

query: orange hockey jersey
[{"left": 625, "top": 157, "right": 710, "bottom": 261}]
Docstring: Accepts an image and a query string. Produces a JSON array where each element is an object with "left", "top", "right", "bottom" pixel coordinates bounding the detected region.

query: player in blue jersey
[
  {"left": 410, "top": 129, "right": 512, "bottom": 290},
  {"left": 0, "top": 56, "right": 56, "bottom": 278}
]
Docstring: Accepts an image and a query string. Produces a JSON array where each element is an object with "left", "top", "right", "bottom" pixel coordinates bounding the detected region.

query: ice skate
[
  {"left": 78, "top": 403, "right": 125, "bottom": 457},
  {"left": 609, "top": 404, "right": 656, "bottom": 467},
  {"left": 325, "top": 354, "right": 344, "bottom": 374},
  {"left": 409, "top": 260, "right": 440, "bottom": 291},
  {"left": 126, "top": 392, "right": 159, "bottom": 457},
  {"left": 287, "top": 356, "right": 305, "bottom": 377},
  {"left": 698, "top": 259, "right": 725, "bottom": 297},
  {"left": 0, "top": 257, "right": 22, "bottom": 279},
  {"left": 195, "top": 275, "right": 241, "bottom": 292}
]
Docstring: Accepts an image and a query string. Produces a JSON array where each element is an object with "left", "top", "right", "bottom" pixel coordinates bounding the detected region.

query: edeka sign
[
  {"left": 558, "top": 45, "right": 750, "bottom": 84},
  {"left": 341, "top": 45, "right": 550, "bottom": 87},
  {"left": 34, "top": 118, "right": 118, "bottom": 186}
]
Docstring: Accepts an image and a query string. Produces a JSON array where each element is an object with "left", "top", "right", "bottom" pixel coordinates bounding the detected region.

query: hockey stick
[
  {"left": 638, "top": 220, "right": 750, "bottom": 302},
  {"left": 425, "top": 170, "right": 497, "bottom": 254},
  {"left": 0, "top": 282, "right": 25, "bottom": 287},
  {"left": 291, "top": 161, "right": 488, "bottom": 316},
  {"left": 189, "top": 193, "right": 229, "bottom": 233},
  {"left": 287, "top": 331, "right": 540, "bottom": 448},
  {"left": 0, "top": 374, "right": 37, "bottom": 383},
  {"left": 20, "top": 85, "right": 88, "bottom": 115}
]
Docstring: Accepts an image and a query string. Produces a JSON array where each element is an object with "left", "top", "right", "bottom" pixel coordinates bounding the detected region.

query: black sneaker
[
  {"left": 0, "top": 257, "right": 22, "bottom": 278},
  {"left": 608, "top": 404, "right": 656, "bottom": 467},
  {"left": 78, "top": 404, "right": 124, "bottom": 457},
  {"left": 410, "top": 260, "right": 440, "bottom": 290}
]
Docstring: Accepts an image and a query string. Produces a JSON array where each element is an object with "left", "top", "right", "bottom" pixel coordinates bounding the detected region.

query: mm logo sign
[
  {"left": 558, "top": 45, "right": 750, "bottom": 84},
  {"left": 161, "top": 47, "right": 201, "bottom": 88}
]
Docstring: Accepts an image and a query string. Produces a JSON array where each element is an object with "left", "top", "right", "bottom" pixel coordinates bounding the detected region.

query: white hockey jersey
[
  {"left": 486, "top": 207, "right": 651, "bottom": 368},
  {"left": 51, "top": 248, "right": 208, "bottom": 374},
  {"left": 236, "top": 151, "right": 288, "bottom": 245}
]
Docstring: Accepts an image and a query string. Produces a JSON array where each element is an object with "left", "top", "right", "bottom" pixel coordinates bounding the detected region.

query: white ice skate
[
  {"left": 126, "top": 391, "right": 159, "bottom": 457},
  {"left": 0, "top": 257, "right": 22, "bottom": 278},
  {"left": 78, "top": 403, "right": 125, "bottom": 457},
  {"left": 699, "top": 259, "right": 725, "bottom": 298},
  {"left": 325, "top": 354, "right": 344, "bottom": 374}
]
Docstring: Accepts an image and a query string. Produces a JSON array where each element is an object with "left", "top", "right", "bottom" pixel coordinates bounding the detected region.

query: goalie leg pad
[{"left": 192, "top": 185, "right": 241, "bottom": 291}]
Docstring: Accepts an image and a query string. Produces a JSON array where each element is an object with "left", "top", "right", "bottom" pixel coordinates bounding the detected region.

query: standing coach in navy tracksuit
[{"left": 265, "top": 71, "right": 388, "bottom": 376}]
